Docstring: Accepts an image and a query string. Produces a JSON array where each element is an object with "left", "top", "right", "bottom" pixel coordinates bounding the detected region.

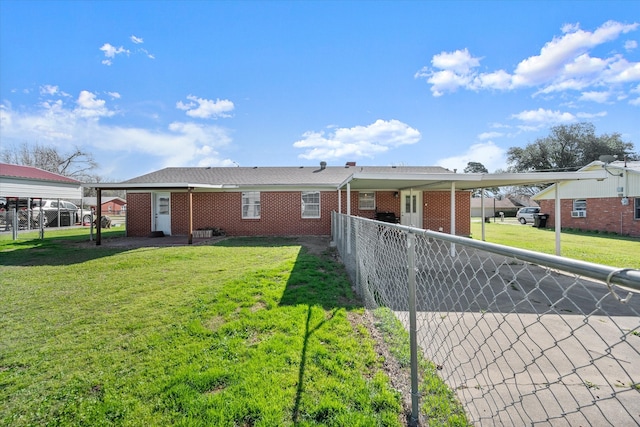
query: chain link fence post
[
  {"left": 407, "top": 232, "right": 421, "bottom": 426},
  {"left": 11, "top": 208, "right": 18, "bottom": 240},
  {"left": 39, "top": 209, "right": 44, "bottom": 240}
]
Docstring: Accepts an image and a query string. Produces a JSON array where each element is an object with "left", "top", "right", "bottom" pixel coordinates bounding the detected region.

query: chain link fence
[
  {"left": 1, "top": 208, "right": 46, "bottom": 240},
  {"left": 332, "top": 212, "right": 640, "bottom": 426}
]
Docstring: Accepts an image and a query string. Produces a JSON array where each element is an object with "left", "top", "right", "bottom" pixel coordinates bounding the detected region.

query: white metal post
[
  {"left": 555, "top": 181, "right": 561, "bottom": 256},
  {"left": 407, "top": 232, "right": 420, "bottom": 426}
]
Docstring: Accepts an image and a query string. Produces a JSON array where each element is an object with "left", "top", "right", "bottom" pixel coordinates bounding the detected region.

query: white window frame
[
  {"left": 242, "top": 191, "right": 261, "bottom": 219},
  {"left": 358, "top": 192, "right": 375, "bottom": 210},
  {"left": 301, "top": 191, "right": 320, "bottom": 218}
]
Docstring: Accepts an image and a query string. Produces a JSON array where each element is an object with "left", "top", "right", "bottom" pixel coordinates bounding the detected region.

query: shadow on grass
[
  {"left": 0, "top": 230, "right": 130, "bottom": 266},
  {"left": 215, "top": 236, "right": 362, "bottom": 423}
]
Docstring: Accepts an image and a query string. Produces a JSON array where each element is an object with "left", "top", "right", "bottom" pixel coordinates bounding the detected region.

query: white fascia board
[
  {"left": 338, "top": 172, "right": 470, "bottom": 189},
  {"left": 531, "top": 170, "right": 608, "bottom": 200},
  {"left": 82, "top": 182, "right": 227, "bottom": 190}
]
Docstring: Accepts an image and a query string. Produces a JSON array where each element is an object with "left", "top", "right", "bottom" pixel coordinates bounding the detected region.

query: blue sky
[{"left": 1, "top": 1, "right": 639, "bottom": 180}]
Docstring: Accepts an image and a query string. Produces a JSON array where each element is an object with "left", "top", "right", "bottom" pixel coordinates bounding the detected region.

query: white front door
[
  {"left": 153, "top": 192, "right": 171, "bottom": 235},
  {"left": 400, "top": 190, "right": 423, "bottom": 227}
]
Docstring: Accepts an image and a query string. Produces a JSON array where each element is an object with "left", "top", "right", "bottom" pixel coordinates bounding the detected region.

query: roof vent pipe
[{"left": 320, "top": 161, "right": 327, "bottom": 170}]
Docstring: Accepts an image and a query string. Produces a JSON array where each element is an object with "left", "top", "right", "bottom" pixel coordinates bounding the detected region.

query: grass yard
[
  {"left": 0, "top": 230, "right": 469, "bottom": 426},
  {"left": 471, "top": 219, "right": 640, "bottom": 269},
  {"left": 0, "top": 231, "right": 401, "bottom": 426}
]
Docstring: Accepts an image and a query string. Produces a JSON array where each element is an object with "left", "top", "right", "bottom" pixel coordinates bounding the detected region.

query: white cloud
[
  {"left": 293, "top": 119, "right": 421, "bottom": 160},
  {"left": 75, "top": 91, "right": 115, "bottom": 118},
  {"left": 416, "top": 20, "right": 640, "bottom": 101},
  {"left": 100, "top": 39, "right": 154, "bottom": 65},
  {"left": 511, "top": 108, "right": 576, "bottom": 124},
  {"left": 176, "top": 95, "right": 234, "bottom": 119},
  {"left": 478, "top": 131, "right": 504, "bottom": 140},
  {"left": 99, "top": 43, "right": 129, "bottom": 65},
  {"left": 625, "top": 40, "right": 638, "bottom": 51},
  {"left": 436, "top": 141, "right": 507, "bottom": 173},
  {"left": 40, "top": 85, "right": 59, "bottom": 96},
  {"left": 579, "top": 91, "right": 610, "bottom": 103},
  {"left": 432, "top": 48, "right": 480, "bottom": 74},
  {"left": 575, "top": 111, "right": 607, "bottom": 119},
  {"left": 39, "top": 85, "right": 70, "bottom": 98},
  {"left": 415, "top": 49, "right": 483, "bottom": 96},
  {"left": 107, "top": 92, "right": 121, "bottom": 99},
  {"left": 0, "top": 95, "right": 234, "bottom": 173}
]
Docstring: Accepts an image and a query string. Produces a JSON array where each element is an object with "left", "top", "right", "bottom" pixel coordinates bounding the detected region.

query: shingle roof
[
  {"left": 123, "top": 165, "right": 453, "bottom": 187},
  {"left": 0, "top": 163, "right": 81, "bottom": 184},
  {"left": 469, "top": 197, "right": 517, "bottom": 209}
]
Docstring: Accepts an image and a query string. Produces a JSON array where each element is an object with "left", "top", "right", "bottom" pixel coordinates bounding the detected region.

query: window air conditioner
[{"left": 571, "top": 210, "right": 586, "bottom": 218}]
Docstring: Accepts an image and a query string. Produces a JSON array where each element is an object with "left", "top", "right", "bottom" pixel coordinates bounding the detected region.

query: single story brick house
[
  {"left": 533, "top": 160, "right": 640, "bottom": 237},
  {"left": 82, "top": 196, "right": 127, "bottom": 215},
  {"left": 85, "top": 162, "right": 607, "bottom": 246}
]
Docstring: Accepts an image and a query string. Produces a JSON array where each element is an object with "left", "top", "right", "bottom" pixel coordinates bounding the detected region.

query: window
[
  {"left": 405, "top": 194, "right": 417, "bottom": 214},
  {"left": 635, "top": 198, "right": 640, "bottom": 220},
  {"left": 158, "top": 196, "right": 170, "bottom": 215},
  {"left": 573, "top": 199, "right": 586, "bottom": 211},
  {"left": 242, "top": 191, "right": 261, "bottom": 219},
  {"left": 301, "top": 191, "right": 320, "bottom": 218},
  {"left": 358, "top": 192, "right": 375, "bottom": 210}
]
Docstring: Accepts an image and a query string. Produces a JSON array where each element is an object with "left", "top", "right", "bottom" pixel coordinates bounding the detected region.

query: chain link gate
[
  {"left": 2, "top": 207, "right": 45, "bottom": 240},
  {"left": 332, "top": 212, "right": 640, "bottom": 426}
]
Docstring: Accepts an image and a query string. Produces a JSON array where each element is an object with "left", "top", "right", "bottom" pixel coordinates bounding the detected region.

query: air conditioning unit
[{"left": 571, "top": 210, "right": 586, "bottom": 218}]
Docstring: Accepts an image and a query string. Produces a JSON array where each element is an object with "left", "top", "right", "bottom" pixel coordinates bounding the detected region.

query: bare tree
[{"left": 1, "top": 142, "right": 98, "bottom": 181}]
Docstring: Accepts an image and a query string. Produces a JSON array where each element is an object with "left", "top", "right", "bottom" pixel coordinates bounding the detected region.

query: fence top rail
[{"left": 335, "top": 212, "right": 640, "bottom": 292}]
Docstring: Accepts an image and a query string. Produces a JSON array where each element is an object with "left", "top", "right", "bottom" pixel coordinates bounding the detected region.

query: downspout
[{"left": 346, "top": 182, "right": 351, "bottom": 255}]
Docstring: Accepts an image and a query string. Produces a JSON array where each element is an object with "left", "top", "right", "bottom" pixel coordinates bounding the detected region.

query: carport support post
[
  {"left": 480, "top": 188, "right": 486, "bottom": 241},
  {"left": 96, "top": 188, "right": 102, "bottom": 245},
  {"left": 407, "top": 232, "right": 420, "bottom": 426},
  {"left": 554, "top": 181, "right": 561, "bottom": 256},
  {"left": 188, "top": 188, "right": 193, "bottom": 245}
]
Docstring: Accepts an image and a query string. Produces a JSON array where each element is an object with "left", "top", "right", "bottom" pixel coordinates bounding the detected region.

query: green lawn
[
  {"left": 0, "top": 230, "right": 469, "bottom": 426},
  {"left": 471, "top": 219, "right": 640, "bottom": 269}
]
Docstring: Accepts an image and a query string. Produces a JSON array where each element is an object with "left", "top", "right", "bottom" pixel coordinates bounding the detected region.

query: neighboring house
[
  {"left": 83, "top": 196, "right": 127, "bottom": 215},
  {"left": 470, "top": 197, "right": 518, "bottom": 218},
  {"left": 85, "top": 162, "right": 607, "bottom": 244},
  {"left": 533, "top": 160, "right": 640, "bottom": 237}
]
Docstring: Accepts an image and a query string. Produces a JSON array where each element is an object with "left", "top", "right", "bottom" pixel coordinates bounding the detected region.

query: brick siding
[
  {"left": 423, "top": 191, "right": 471, "bottom": 236},
  {"left": 538, "top": 198, "right": 640, "bottom": 237},
  {"left": 126, "top": 193, "right": 151, "bottom": 236},
  {"left": 126, "top": 190, "right": 472, "bottom": 237}
]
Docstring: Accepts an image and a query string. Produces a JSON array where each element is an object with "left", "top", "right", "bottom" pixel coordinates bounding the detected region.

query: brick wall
[
  {"left": 126, "top": 190, "right": 472, "bottom": 237},
  {"left": 423, "top": 191, "right": 471, "bottom": 236},
  {"left": 126, "top": 193, "right": 151, "bottom": 236},
  {"left": 170, "top": 191, "right": 336, "bottom": 236},
  {"left": 539, "top": 198, "right": 640, "bottom": 237}
]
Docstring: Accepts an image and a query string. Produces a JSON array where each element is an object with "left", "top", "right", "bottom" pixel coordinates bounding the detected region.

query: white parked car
[
  {"left": 32, "top": 199, "right": 93, "bottom": 227},
  {"left": 516, "top": 206, "right": 541, "bottom": 224}
]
